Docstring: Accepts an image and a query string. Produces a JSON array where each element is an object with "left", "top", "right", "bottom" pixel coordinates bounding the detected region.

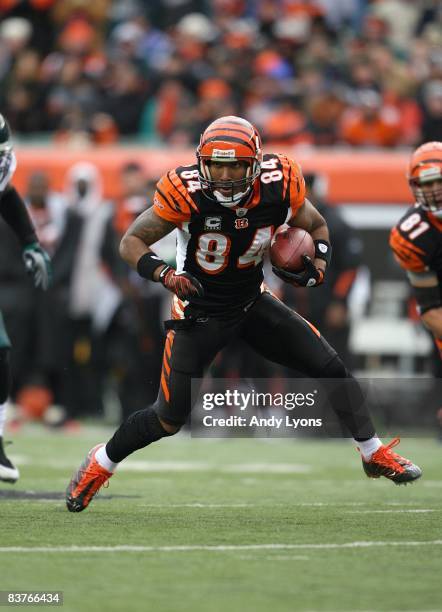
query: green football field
[{"left": 0, "top": 425, "right": 441, "bottom": 612}]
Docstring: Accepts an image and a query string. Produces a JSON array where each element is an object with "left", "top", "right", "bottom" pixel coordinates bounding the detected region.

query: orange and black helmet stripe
[{"left": 198, "top": 116, "right": 261, "bottom": 157}]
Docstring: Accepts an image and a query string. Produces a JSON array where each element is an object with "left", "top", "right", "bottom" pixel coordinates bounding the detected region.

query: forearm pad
[
  {"left": 0, "top": 186, "right": 37, "bottom": 246},
  {"left": 413, "top": 285, "right": 442, "bottom": 315}
]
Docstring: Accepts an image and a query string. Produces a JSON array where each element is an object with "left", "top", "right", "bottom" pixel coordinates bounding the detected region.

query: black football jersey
[
  {"left": 153, "top": 153, "right": 306, "bottom": 314},
  {"left": 390, "top": 204, "right": 442, "bottom": 289}
]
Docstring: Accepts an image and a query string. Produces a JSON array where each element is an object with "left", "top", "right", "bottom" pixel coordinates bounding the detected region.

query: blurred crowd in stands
[
  {"left": 0, "top": 161, "right": 166, "bottom": 425},
  {"left": 0, "top": 0, "right": 441, "bottom": 148}
]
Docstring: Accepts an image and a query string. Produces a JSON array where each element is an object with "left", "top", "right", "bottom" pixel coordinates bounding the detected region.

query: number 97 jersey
[
  {"left": 390, "top": 204, "right": 442, "bottom": 281},
  {"left": 153, "top": 153, "right": 306, "bottom": 315}
]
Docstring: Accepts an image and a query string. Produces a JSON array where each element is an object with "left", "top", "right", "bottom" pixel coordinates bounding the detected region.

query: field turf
[{"left": 0, "top": 425, "right": 441, "bottom": 612}]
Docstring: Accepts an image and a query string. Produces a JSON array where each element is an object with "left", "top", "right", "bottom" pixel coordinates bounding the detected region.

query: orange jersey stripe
[
  {"left": 280, "top": 155, "right": 306, "bottom": 216},
  {"left": 153, "top": 171, "right": 196, "bottom": 223},
  {"left": 156, "top": 174, "right": 187, "bottom": 212},
  {"left": 389, "top": 227, "right": 426, "bottom": 272},
  {"left": 168, "top": 170, "right": 199, "bottom": 212}
]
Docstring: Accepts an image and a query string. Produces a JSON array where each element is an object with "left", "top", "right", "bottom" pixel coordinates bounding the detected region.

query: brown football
[{"left": 270, "top": 226, "right": 315, "bottom": 272}]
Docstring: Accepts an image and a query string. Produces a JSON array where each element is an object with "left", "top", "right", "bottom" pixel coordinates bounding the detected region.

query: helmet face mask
[
  {"left": 408, "top": 141, "right": 442, "bottom": 216},
  {"left": 197, "top": 116, "right": 262, "bottom": 207}
]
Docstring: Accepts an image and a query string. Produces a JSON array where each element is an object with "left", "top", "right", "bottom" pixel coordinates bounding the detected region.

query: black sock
[
  {"left": 328, "top": 376, "right": 376, "bottom": 440},
  {"left": 320, "top": 357, "right": 376, "bottom": 440},
  {"left": 105, "top": 406, "right": 171, "bottom": 463}
]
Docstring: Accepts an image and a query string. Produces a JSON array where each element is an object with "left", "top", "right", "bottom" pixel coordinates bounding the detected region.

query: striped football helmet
[{"left": 196, "top": 115, "right": 262, "bottom": 206}]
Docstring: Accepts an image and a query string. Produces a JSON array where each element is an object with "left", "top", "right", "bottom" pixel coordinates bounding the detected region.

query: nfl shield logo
[{"left": 236, "top": 208, "right": 247, "bottom": 217}]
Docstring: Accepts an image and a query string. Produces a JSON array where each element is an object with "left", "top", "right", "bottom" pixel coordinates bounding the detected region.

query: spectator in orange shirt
[
  {"left": 261, "top": 100, "right": 312, "bottom": 145},
  {"left": 339, "top": 89, "right": 402, "bottom": 147}
]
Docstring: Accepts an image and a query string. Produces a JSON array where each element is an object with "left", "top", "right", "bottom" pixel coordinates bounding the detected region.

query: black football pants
[{"left": 154, "top": 292, "right": 375, "bottom": 439}]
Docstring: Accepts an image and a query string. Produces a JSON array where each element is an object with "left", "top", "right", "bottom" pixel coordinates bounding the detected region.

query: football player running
[
  {"left": 390, "top": 142, "right": 442, "bottom": 361},
  {"left": 390, "top": 141, "right": 442, "bottom": 428},
  {"left": 66, "top": 116, "right": 421, "bottom": 512},
  {"left": 0, "top": 114, "right": 52, "bottom": 483}
]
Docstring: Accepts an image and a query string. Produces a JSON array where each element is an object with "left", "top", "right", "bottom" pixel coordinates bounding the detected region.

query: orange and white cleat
[
  {"left": 66, "top": 444, "right": 113, "bottom": 512},
  {"left": 360, "top": 437, "right": 422, "bottom": 485}
]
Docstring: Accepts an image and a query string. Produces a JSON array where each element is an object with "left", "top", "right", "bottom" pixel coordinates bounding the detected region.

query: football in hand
[{"left": 270, "top": 226, "right": 315, "bottom": 272}]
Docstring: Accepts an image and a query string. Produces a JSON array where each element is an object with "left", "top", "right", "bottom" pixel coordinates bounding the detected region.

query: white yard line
[
  {"left": 12, "top": 456, "right": 311, "bottom": 474},
  {"left": 345, "top": 509, "right": 437, "bottom": 514},
  {"left": 0, "top": 541, "right": 441, "bottom": 553},
  {"left": 138, "top": 503, "right": 253, "bottom": 508}
]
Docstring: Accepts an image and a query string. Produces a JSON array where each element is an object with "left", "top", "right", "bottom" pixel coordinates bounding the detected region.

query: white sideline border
[{"left": 1, "top": 541, "right": 441, "bottom": 553}]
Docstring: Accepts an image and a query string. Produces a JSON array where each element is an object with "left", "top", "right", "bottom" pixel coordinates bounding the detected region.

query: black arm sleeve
[
  {"left": 413, "top": 285, "right": 442, "bottom": 315},
  {"left": 0, "top": 185, "right": 37, "bottom": 246}
]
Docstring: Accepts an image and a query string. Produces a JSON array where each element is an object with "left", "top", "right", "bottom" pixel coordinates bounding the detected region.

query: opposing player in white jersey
[{"left": 0, "top": 114, "right": 52, "bottom": 483}]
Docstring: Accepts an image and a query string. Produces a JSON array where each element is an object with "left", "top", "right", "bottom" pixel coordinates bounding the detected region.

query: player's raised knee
[{"left": 158, "top": 417, "right": 181, "bottom": 435}]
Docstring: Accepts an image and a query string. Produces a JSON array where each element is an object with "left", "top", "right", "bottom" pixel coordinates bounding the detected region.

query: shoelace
[
  {"left": 383, "top": 437, "right": 411, "bottom": 464},
  {"left": 372, "top": 437, "right": 407, "bottom": 472},
  {"left": 78, "top": 462, "right": 110, "bottom": 490}
]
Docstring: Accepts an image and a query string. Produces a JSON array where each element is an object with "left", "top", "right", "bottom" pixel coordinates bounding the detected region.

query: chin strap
[{"left": 213, "top": 189, "right": 250, "bottom": 207}]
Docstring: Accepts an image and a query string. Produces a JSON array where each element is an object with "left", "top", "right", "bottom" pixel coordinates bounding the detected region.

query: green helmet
[{"left": 0, "top": 114, "right": 12, "bottom": 155}]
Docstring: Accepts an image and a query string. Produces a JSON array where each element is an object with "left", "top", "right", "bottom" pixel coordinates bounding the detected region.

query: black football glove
[
  {"left": 159, "top": 265, "right": 204, "bottom": 300},
  {"left": 22, "top": 242, "right": 52, "bottom": 290},
  {"left": 272, "top": 255, "right": 325, "bottom": 287}
]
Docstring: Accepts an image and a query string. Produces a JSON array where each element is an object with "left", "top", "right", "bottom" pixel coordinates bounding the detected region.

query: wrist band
[
  {"left": 136, "top": 252, "right": 167, "bottom": 281},
  {"left": 314, "top": 240, "right": 332, "bottom": 267}
]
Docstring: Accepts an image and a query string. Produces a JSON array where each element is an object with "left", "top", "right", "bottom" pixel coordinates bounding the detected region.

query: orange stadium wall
[{"left": 13, "top": 147, "right": 415, "bottom": 205}]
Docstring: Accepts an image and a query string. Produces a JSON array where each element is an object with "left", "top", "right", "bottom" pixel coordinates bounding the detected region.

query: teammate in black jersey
[
  {"left": 0, "top": 114, "right": 52, "bottom": 483},
  {"left": 390, "top": 141, "right": 442, "bottom": 363},
  {"left": 390, "top": 142, "right": 442, "bottom": 436},
  {"left": 66, "top": 116, "right": 421, "bottom": 512}
]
